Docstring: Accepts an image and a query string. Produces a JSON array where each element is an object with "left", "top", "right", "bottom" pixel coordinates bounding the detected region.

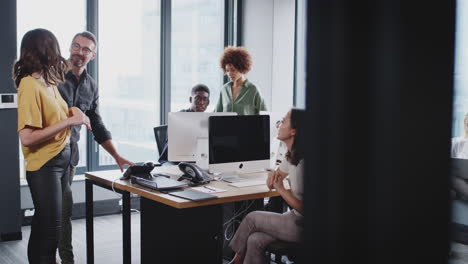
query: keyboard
[
  {"left": 134, "top": 175, "right": 187, "bottom": 190},
  {"left": 228, "top": 179, "right": 265, "bottom": 188}
]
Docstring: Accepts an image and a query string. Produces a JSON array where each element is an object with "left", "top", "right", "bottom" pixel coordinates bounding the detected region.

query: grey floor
[
  {"left": 6, "top": 213, "right": 467, "bottom": 264},
  {"left": 0, "top": 212, "right": 142, "bottom": 264},
  {"left": 451, "top": 242, "right": 468, "bottom": 264},
  {"left": 0, "top": 211, "right": 233, "bottom": 264}
]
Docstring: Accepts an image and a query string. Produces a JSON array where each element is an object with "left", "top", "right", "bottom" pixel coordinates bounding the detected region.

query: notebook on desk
[
  {"left": 168, "top": 189, "right": 217, "bottom": 201},
  {"left": 133, "top": 175, "right": 187, "bottom": 191}
]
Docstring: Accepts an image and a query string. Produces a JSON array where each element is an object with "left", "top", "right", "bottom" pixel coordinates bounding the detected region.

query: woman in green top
[{"left": 215, "top": 46, "right": 267, "bottom": 115}]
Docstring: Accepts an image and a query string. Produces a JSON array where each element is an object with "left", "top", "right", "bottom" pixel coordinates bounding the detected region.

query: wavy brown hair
[
  {"left": 13, "top": 28, "right": 67, "bottom": 88},
  {"left": 285, "top": 108, "right": 306, "bottom": 166},
  {"left": 220, "top": 46, "right": 252, "bottom": 74}
]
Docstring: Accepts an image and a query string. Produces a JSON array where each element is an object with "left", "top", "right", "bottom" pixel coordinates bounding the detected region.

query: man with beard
[{"left": 57, "top": 31, "right": 134, "bottom": 264}]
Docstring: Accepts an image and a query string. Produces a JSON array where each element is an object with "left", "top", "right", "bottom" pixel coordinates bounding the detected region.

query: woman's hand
[
  {"left": 272, "top": 171, "right": 286, "bottom": 191},
  {"left": 266, "top": 170, "right": 276, "bottom": 189},
  {"left": 68, "top": 107, "right": 91, "bottom": 130}
]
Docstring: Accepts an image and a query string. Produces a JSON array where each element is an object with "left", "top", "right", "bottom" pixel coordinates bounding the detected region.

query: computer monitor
[
  {"left": 167, "top": 112, "right": 237, "bottom": 163},
  {"left": 208, "top": 115, "right": 270, "bottom": 174}
]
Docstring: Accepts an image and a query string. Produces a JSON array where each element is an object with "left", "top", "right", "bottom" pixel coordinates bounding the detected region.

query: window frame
[
  {"left": 293, "top": 0, "right": 306, "bottom": 108},
  {"left": 81, "top": 0, "right": 241, "bottom": 173}
]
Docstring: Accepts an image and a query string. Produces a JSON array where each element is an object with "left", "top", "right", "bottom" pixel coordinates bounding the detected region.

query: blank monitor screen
[{"left": 208, "top": 115, "right": 270, "bottom": 172}]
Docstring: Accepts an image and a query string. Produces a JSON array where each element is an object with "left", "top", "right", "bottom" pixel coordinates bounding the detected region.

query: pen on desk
[{"left": 203, "top": 186, "right": 217, "bottom": 191}]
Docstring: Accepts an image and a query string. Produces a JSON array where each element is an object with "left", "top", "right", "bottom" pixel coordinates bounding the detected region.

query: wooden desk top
[{"left": 85, "top": 166, "right": 282, "bottom": 209}]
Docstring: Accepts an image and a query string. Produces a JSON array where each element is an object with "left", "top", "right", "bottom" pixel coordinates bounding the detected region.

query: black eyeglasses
[
  {"left": 193, "top": 96, "right": 209, "bottom": 102},
  {"left": 71, "top": 43, "right": 94, "bottom": 56}
]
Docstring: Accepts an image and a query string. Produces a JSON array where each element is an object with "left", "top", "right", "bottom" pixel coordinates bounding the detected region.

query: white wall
[{"left": 242, "top": 0, "right": 296, "bottom": 117}]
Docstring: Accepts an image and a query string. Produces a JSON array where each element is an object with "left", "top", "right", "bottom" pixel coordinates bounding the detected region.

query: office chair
[
  {"left": 153, "top": 125, "right": 168, "bottom": 156},
  {"left": 265, "top": 240, "right": 300, "bottom": 263}
]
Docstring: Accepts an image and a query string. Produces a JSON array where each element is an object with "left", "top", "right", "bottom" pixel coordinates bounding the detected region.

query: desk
[{"left": 85, "top": 166, "right": 281, "bottom": 264}]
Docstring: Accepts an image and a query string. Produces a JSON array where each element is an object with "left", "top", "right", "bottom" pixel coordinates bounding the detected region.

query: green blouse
[{"left": 214, "top": 80, "right": 267, "bottom": 115}]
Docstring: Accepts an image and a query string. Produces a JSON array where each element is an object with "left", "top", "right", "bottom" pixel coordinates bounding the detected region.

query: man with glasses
[
  {"left": 158, "top": 84, "right": 210, "bottom": 164},
  {"left": 181, "top": 84, "right": 210, "bottom": 112},
  {"left": 57, "top": 31, "right": 134, "bottom": 264}
]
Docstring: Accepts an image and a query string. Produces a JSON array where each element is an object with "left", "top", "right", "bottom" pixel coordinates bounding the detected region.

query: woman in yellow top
[{"left": 13, "top": 28, "right": 90, "bottom": 264}]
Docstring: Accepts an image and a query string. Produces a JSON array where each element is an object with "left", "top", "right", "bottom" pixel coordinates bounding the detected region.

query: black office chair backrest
[{"left": 153, "top": 125, "right": 168, "bottom": 155}]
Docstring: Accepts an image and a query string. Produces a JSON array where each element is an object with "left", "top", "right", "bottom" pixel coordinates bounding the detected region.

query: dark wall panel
[
  {"left": 0, "top": 0, "right": 22, "bottom": 241},
  {"left": 302, "top": 1, "right": 454, "bottom": 263}
]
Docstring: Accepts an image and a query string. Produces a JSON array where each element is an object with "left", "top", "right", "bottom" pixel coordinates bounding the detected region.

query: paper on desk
[{"left": 192, "top": 186, "right": 227, "bottom": 194}]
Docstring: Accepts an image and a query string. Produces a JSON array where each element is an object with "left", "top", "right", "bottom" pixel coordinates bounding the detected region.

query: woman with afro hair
[{"left": 215, "top": 46, "right": 267, "bottom": 115}]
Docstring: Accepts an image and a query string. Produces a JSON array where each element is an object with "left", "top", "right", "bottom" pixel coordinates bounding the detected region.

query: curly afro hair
[{"left": 220, "top": 46, "right": 252, "bottom": 74}]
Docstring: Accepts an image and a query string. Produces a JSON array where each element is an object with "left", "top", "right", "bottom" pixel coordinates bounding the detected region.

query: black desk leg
[
  {"left": 86, "top": 179, "right": 94, "bottom": 264},
  {"left": 122, "top": 191, "right": 131, "bottom": 264}
]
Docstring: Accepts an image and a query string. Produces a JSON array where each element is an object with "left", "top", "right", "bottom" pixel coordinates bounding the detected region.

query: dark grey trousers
[{"left": 58, "top": 165, "right": 75, "bottom": 264}]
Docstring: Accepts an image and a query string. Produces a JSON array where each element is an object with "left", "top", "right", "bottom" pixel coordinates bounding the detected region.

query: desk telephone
[
  {"left": 120, "top": 161, "right": 211, "bottom": 186},
  {"left": 177, "top": 162, "right": 212, "bottom": 185},
  {"left": 120, "top": 162, "right": 156, "bottom": 180}
]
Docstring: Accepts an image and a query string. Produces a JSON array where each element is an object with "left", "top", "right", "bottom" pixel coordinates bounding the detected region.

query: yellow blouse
[{"left": 17, "top": 76, "right": 70, "bottom": 171}]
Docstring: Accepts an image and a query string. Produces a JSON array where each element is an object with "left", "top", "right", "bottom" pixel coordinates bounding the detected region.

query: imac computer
[
  {"left": 208, "top": 115, "right": 270, "bottom": 175},
  {"left": 167, "top": 112, "right": 237, "bottom": 165}
]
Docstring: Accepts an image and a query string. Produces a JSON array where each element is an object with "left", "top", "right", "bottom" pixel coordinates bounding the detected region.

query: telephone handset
[
  {"left": 120, "top": 162, "right": 156, "bottom": 180},
  {"left": 177, "top": 162, "right": 213, "bottom": 185}
]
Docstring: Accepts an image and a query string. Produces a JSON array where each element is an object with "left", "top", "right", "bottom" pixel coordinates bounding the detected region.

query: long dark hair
[
  {"left": 12, "top": 28, "right": 67, "bottom": 88},
  {"left": 286, "top": 108, "right": 306, "bottom": 166}
]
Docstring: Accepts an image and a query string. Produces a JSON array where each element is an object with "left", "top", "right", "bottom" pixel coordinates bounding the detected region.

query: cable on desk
[{"left": 111, "top": 176, "right": 123, "bottom": 197}]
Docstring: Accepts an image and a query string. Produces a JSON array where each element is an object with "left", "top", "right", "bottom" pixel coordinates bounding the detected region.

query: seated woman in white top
[
  {"left": 228, "top": 108, "right": 305, "bottom": 264},
  {"left": 452, "top": 113, "right": 468, "bottom": 158},
  {"left": 452, "top": 113, "right": 468, "bottom": 199}
]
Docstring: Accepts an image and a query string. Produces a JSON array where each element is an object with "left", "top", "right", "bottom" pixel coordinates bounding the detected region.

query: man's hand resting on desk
[
  {"left": 115, "top": 155, "right": 135, "bottom": 172},
  {"left": 100, "top": 139, "right": 135, "bottom": 172}
]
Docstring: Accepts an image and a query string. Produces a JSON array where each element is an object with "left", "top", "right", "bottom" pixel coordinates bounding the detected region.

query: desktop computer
[
  {"left": 167, "top": 112, "right": 236, "bottom": 168},
  {"left": 207, "top": 115, "right": 270, "bottom": 260},
  {"left": 208, "top": 115, "right": 270, "bottom": 175},
  {"left": 167, "top": 114, "right": 271, "bottom": 260}
]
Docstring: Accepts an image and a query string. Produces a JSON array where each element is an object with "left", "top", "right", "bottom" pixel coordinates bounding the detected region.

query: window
[
  {"left": 98, "top": 0, "right": 161, "bottom": 165},
  {"left": 16, "top": 0, "right": 233, "bottom": 175},
  {"left": 294, "top": 0, "right": 307, "bottom": 108},
  {"left": 451, "top": 0, "right": 468, "bottom": 241},
  {"left": 171, "top": 0, "right": 225, "bottom": 112},
  {"left": 16, "top": 0, "right": 86, "bottom": 178},
  {"left": 453, "top": 0, "right": 468, "bottom": 140}
]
